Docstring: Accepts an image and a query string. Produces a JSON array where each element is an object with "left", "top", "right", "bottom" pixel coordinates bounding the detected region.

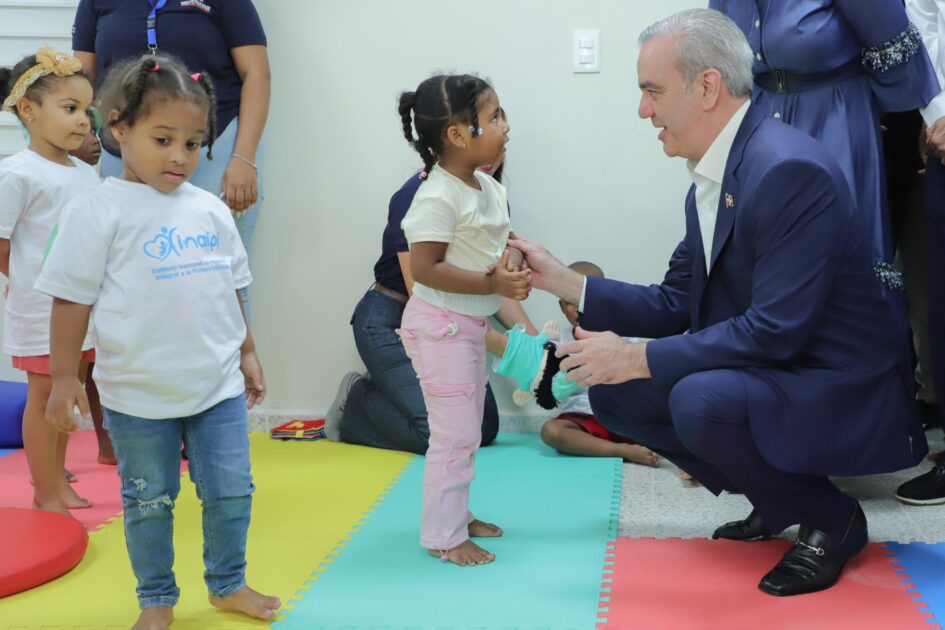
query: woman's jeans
[
  {"left": 341, "top": 288, "right": 499, "bottom": 454},
  {"left": 100, "top": 118, "right": 262, "bottom": 324},
  {"left": 103, "top": 394, "right": 254, "bottom": 609}
]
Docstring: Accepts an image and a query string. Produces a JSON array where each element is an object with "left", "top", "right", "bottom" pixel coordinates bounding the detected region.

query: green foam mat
[{"left": 274, "top": 432, "right": 621, "bottom": 630}]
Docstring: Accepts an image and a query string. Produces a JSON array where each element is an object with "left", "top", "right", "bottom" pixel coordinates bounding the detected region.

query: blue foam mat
[
  {"left": 0, "top": 448, "right": 18, "bottom": 458},
  {"left": 886, "top": 541, "right": 945, "bottom": 624},
  {"left": 274, "top": 432, "right": 621, "bottom": 630}
]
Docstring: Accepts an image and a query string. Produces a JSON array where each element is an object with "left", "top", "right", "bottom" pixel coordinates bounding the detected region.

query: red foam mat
[
  {"left": 0, "top": 507, "right": 88, "bottom": 597},
  {"left": 0, "top": 430, "right": 183, "bottom": 531},
  {"left": 598, "top": 538, "right": 932, "bottom": 630}
]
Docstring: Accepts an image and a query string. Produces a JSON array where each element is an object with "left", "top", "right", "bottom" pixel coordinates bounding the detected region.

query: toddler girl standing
[
  {"left": 398, "top": 74, "right": 529, "bottom": 566},
  {"left": 0, "top": 47, "right": 99, "bottom": 516},
  {"left": 40, "top": 54, "right": 278, "bottom": 630}
]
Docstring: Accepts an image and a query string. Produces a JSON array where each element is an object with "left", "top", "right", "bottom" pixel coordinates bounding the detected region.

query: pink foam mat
[
  {"left": 598, "top": 538, "right": 934, "bottom": 630},
  {"left": 0, "top": 430, "right": 184, "bottom": 532}
]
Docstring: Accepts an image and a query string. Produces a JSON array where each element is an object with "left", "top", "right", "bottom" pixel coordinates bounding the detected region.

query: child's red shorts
[{"left": 557, "top": 412, "right": 637, "bottom": 444}]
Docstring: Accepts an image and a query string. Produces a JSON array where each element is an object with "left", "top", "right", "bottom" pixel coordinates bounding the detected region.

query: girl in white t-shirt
[
  {"left": 0, "top": 47, "right": 99, "bottom": 517},
  {"left": 397, "top": 74, "right": 530, "bottom": 567},
  {"left": 39, "top": 54, "right": 279, "bottom": 629}
]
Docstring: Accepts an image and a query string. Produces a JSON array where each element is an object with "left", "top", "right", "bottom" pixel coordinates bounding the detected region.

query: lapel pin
[{"left": 725, "top": 193, "right": 735, "bottom": 208}]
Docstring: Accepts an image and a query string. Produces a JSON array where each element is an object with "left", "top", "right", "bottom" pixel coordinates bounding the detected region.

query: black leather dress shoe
[
  {"left": 712, "top": 509, "right": 772, "bottom": 541},
  {"left": 759, "top": 504, "right": 868, "bottom": 596}
]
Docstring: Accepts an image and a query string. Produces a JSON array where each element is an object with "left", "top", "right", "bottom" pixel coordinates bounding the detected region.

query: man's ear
[{"left": 700, "top": 68, "right": 723, "bottom": 109}]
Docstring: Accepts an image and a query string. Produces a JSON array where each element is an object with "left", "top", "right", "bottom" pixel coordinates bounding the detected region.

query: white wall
[
  {"left": 251, "top": 0, "right": 696, "bottom": 416},
  {"left": 0, "top": 1, "right": 698, "bottom": 413}
]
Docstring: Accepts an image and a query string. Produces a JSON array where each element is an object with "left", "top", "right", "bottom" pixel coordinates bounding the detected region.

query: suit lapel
[{"left": 708, "top": 105, "right": 765, "bottom": 270}]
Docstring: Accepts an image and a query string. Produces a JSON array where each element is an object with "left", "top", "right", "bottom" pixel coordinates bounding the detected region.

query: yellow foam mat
[{"left": 1, "top": 434, "right": 413, "bottom": 630}]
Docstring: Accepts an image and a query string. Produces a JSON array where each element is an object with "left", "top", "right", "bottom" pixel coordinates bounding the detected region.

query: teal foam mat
[{"left": 274, "top": 432, "right": 621, "bottom": 630}]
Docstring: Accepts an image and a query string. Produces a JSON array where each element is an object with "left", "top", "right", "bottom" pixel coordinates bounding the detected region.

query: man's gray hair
[{"left": 639, "top": 9, "right": 754, "bottom": 98}]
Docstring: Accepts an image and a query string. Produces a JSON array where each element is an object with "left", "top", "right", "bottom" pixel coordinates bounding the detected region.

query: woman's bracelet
[{"left": 231, "top": 153, "right": 257, "bottom": 170}]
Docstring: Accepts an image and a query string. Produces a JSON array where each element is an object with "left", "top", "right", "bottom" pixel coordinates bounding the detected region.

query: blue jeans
[
  {"left": 100, "top": 118, "right": 263, "bottom": 324},
  {"left": 103, "top": 395, "right": 255, "bottom": 609},
  {"left": 341, "top": 288, "right": 499, "bottom": 454}
]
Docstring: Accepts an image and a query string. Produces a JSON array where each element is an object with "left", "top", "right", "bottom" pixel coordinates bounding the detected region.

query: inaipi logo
[{"left": 143, "top": 226, "right": 220, "bottom": 261}]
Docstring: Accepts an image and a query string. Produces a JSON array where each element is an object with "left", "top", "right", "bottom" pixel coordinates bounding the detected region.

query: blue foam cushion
[{"left": 0, "top": 381, "right": 27, "bottom": 448}]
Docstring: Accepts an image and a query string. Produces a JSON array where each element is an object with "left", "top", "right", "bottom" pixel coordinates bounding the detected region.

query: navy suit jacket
[{"left": 583, "top": 104, "right": 927, "bottom": 476}]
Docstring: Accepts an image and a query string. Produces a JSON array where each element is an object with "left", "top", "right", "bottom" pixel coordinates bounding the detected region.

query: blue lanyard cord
[{"left": 147, "top": 0, "right": 168, "bottom": 52}]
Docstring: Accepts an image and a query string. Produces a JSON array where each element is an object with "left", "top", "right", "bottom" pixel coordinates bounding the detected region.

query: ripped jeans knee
[{"left": 122, "top": 475, "right": 179, "bottom": 516}]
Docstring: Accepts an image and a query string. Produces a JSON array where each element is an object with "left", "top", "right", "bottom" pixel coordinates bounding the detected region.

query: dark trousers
[
  {"left": 340, "top": 289, "right": 499, "bottom": 454},
  {"left": 590, "top": 370, "right": 857, "bottom": 538},
  {"left": 925, "top": 159, "right": 945, "bottom": 429}
]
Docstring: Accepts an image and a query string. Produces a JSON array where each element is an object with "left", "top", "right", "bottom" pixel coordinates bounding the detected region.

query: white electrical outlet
[{"left": 574, "top": 28, "right": 600, "bottom": 73}]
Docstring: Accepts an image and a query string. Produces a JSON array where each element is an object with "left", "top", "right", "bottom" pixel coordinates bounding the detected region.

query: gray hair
[{"left": 639, "top": 9, "right": 753, "bottom": 98}]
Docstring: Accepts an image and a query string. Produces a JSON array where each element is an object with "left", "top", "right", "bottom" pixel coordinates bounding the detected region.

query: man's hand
[
  {"left": 506, "top": 236, "right": 565, "bottom": 292},
  {"left": 46, "top": 377, "right": 89, "bottom": 433},
  {"left": 556, "top": 327, "right": 651, "bottom": 386},
  {"left": 490, "top": 250, "right": 531, "bottom": 300}
]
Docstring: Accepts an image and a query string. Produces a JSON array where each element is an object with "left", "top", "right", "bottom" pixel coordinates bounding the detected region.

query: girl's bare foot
[
  {"left": 620, "top": 444, "right": 659, "bottom": 467},
  {"left": 60, "top": 482, "right": 93, "bottom": 509},
  {"left": 428, "top": 539, "right": 495, "bottom": 566},
  {"left": 32, "top": 497, "right": 74, "bottom": 518},
  {"left": 98, "top": 453, "right": 118, "bottom": 465},
  {"left": 209, "top": 585, "right": 281, "bottom": 621},
  {"left": 468, "top": 519, "right": 503, "bottom": 538},
  {"left": 131, "top": 606, "right": 173, "bottom": 630}
]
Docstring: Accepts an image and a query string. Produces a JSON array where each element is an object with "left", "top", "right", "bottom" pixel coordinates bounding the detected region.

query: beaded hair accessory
[{"left": 2, "top": 46, "right": 83, "bottom": 112}]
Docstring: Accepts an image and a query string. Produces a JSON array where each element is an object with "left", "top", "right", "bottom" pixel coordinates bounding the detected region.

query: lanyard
[{"left": 147, "top": 0, "right": 168, "bottom": 53}]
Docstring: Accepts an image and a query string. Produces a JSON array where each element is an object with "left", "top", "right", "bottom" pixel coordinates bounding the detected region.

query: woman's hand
[
  {"left": 222, "top": 157, "right": 258, "bottom": 217},
  {"left": 46, "top": 377, "right": 89, "bottom": 433}
]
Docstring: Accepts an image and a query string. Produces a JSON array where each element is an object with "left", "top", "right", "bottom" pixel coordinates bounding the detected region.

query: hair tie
[
  {"left": 191, "top": 72, "right": 202, "bottom": 82},
  {"left": 419, "top": 171, "right": 428, "bottom": 180},
  {"left": 151, "top": 62, "right": 161, "bottom": 73}
]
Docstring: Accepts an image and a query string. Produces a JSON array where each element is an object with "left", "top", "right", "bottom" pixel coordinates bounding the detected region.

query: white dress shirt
[
  {"left": 907, "top": 0, "right": 945, "bottom": 125},
  {"left": 579, "top": 100, "right": 750, "bottom": 311}
]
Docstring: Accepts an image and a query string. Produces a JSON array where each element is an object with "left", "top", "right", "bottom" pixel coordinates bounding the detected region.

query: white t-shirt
[
  {"left": 401, "top": 164, "right": 510, "bottom": 317},
  {"left": 35, "top": 178, "right": 251, "bottom": 419},
  {"left": 0, "top": 150, "right": 99, "bottom": 355}
]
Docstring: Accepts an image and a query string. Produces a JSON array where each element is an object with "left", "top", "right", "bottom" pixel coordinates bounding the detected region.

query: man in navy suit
[{"left": 511, "top": 9, "right": 927, "bottom": 596}]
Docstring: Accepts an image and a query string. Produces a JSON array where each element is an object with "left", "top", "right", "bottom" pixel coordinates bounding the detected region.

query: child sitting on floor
[{"left": 492, "top": 260, "right": 659, "bottom": 466}]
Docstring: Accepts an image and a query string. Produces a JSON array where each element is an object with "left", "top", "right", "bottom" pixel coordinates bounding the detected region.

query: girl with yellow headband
[{"left": 0, "top": 47, "right": 100, "bottom": 518}]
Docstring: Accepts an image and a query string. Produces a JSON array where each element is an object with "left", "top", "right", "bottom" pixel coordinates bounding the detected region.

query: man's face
[{"left": 637, "top": 36, "right": 702, "bottom": 160}]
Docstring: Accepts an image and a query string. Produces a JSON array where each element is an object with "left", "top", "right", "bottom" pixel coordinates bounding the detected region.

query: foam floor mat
[
  {"left": 598, "top": 538, "right": 933, "bottom": 630},
  {"left": 0, "top": 430, "right": 125, "bottom": 531},
  {"left": 886, "top": 541, "right": 945, "bottom": 628},
  {"left": 274, "top": 432, "right": 622, "bottom": 630},
  {"left": 0, "top": 434, "right": 412, "bottom": 630}
]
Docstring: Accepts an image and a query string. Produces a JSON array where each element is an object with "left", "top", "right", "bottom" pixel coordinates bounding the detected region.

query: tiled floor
[{"left": 618, "top": 431, "right": 945, "bottom": 543}]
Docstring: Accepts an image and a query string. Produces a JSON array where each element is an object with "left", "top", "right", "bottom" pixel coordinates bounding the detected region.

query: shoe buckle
[{"left": 795, "top": 539, "right": 825, "bottom": 556}]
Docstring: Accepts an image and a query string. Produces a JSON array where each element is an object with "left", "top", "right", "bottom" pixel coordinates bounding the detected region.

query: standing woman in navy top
[
  {"left": 710, "top": 1, "right": 939, "bottom": 263},
  {"left": 71, "top": 0, "right": 270, "bottom": 322}
]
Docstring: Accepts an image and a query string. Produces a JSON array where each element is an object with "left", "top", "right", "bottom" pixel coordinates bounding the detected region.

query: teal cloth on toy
[
  {"left": 551, "top": 371, "right": 580, "bottom": 401},
  {"left": 494, "top": 325, "right": 549, "bottom": 391}
]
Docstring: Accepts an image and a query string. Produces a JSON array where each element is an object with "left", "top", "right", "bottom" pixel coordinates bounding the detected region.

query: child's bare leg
[
  {"left": 540, "top": 418, "right": 659, "bottom": 467},
  {"left": 56, "top": 431, "right": 92, "bottom": 509},
  {"left": 85, "top": 365, "right": 116, "bottom": 465},
  {"left": 57, "top": 359, "right": 93, "bottom": 509},
  {"left": 22, "top": 373, "right": 70, "bottom": 516},
  {"left": 131, "top": 606, "right": 173, "bottom": 630},
  {"left": 428, "top": 539, "right": 496, "bottom": 566},
  {"left": 469, "top": 518, "right": 503, "bottom": 537},
  {"left": 209, "top": 586, "right": 281, "bottom": 620},
  {"left": 485, "top": 329, "right": 508, "bottom": 357}
]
